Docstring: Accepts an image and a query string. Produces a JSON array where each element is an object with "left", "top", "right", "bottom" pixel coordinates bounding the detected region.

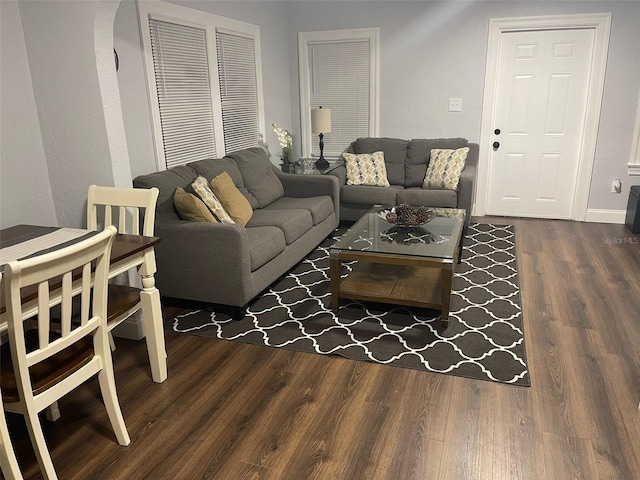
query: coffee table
[{"left": 329, "top": 206, "right": 466, "bottom": 328}]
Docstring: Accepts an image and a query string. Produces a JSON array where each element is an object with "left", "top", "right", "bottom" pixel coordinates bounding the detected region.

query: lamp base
[
  {"left": 315, "top": 132, "right": 329, "bottom": 170},
  {"left": 315, "top": 156, "right": 330, "bottom": 170}
]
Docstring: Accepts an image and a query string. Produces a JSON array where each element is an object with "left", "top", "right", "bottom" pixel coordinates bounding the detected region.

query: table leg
[
  {"left": 139, "top": 276, "right": 167, "bottom": 383},
  {"left": 329, "top": 250, "right": 340, "bottom": 312},
  {"left": 441, "top": 267, "right": 453, "bottom": 329},
  {"left": 45, "top": 401, "right": 60, "bottom": 422}
]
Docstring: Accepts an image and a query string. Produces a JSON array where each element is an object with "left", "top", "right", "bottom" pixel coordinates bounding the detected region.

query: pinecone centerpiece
[{"left": 384, "top": 204, "right": 435, "bottom": 227}]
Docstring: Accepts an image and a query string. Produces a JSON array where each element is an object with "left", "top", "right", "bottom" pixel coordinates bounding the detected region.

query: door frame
[{"left": 475, "top": 13, "right": 611, "bottom": 220}]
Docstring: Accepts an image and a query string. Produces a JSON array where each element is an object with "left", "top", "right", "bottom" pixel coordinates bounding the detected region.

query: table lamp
[{"left": 311, "top": 107, "right": 331, "bottom": 170}]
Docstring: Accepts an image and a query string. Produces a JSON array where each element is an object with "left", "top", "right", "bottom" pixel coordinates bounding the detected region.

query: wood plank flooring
[{"left": 4, "top": 218, "right": 639, "bottom": 480}]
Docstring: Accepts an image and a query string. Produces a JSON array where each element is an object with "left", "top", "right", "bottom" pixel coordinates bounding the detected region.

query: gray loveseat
[
  {"left": 331, "top": 137, "right": 478, "bottom": 228},
  {"left": 133, "top": 147, "right": 339, "bottom": 317}
]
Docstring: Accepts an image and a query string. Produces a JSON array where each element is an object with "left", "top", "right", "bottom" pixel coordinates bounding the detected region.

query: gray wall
[
  {"left": 285, "top": 0, "right": 640, "bottom": 212},
  {"left": 1, "top": 0, "right": 132, "bottom": 229},
  {"left": 116, "top": 0, "right": 640, "bottom": 213},
  {"left": 0, "top": 1, "right": 56, "bottom": 228},
  {"left": 2, "top": 0, "right": 639, "bottom": 231}
]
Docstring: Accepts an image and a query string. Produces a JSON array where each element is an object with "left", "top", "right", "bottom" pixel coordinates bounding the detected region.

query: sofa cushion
[
  {"left": 247, "top": 209, "right": 313, "bottom": 245},
  {"left": 342, "top": 151, "right": 390, "bottom": 187},
  {"left": 210, "top": 172, "right": 253, "bottom": 226},
  {"left": 191, "top": 176, "right": 235, "bottom": 224},
  {"left": 226, "top": 147, "right": 284, "bottom": 208},
  {"left": 354, "top": 137, "right": 408, "bottom": 186},
  {"left": 405, "top": 138, "right": 469, "bottom": 187},
  {"left": 264, "top": 196, "right": 334, "bottom": 226},
  {"left": 423, "top": 147, "right": 469, "bottom": 191},
  {"left": 246, "top": 226, "right": 286, "bottom": 272},
  {"left": 396, "top": 188, "right": 458, "bottom": 208},
  {"left": 341, "top": 184, "right": 403, "bottom": 206},
  {"left": 187, "top": 157, "right": 258, "bottom": 209},
  {"left": 173, "top": 187, "right": 219, "bottom": 223}
]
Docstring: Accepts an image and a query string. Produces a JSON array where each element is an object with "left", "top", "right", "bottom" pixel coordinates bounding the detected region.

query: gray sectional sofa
[
  {"left": 133, "top": 147, "right": 339, "bottom": 317},
  {"left": 331, "top": 137, "right": 478, "bottom": 228}
]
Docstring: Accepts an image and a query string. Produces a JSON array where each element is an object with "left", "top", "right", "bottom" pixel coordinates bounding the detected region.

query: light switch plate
[{"left": 449, "top": 98, "right": 462, "bottom": 112}]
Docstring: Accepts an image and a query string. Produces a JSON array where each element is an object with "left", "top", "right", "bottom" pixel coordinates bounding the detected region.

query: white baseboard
[
  {"left": 585, "top": 209, "right": 626, "bottom": 224},
  {"left": 111, "top": 310, "right": 146, "bottom": 340},
  {"left": 472, "top": 205, "right": 627, "bottom": 224}
]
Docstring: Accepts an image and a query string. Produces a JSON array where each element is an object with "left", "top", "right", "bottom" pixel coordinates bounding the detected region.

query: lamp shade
[{"left": 311, "top": 107, "right": 332, "bottom": 133}]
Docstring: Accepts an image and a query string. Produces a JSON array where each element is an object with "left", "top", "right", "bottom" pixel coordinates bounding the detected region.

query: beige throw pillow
[
  {"left": 210, "top": 171, "right": 253, "bottom": 226},
  {"left": 191, "top": 176, "right": 235, "bottom": 224},
  {"left": 422, "top": 147, "right": 469, "bottom": 190},
  {"left": 173, "top": 187, "right": 219, "bottom": 223},
  {"left": 342, "top": 151, "right": 390, "bottom": 187}
]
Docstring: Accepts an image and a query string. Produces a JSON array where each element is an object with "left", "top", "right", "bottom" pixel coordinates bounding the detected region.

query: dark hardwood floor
[{"left": 4, "top": 217, "right": 640, "bottom": 480}]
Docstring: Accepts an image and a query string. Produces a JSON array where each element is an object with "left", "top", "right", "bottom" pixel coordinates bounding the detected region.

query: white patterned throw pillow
[
  {"left": 191, "top": 176, "right": 235, "bottom": 224},
  {"left": 342, "top": 151, "right": 390, "bottom": 187},
  {"left": 422, "top": 147, "right": 469, "bottom": 190}
]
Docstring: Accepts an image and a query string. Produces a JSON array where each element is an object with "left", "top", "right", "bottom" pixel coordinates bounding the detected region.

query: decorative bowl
[{"left": 378, "top": 205, "right": 436, "bottom": 227}]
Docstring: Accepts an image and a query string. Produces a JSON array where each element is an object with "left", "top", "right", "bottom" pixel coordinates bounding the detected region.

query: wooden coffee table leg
[
  {"left": 329, "top": 250, "right": 341, "bottom": 312},
  {"left": 441, "top": 266, "right": 454, "bottom": 328}
]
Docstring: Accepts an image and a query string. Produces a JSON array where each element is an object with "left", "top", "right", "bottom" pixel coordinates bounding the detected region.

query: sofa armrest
[
  {"left": 276, "top": 169, "right": 339, "bottom": 198},
  {"left": 153, "top": 219, "right": 253, "bottom": 306},
  {"left": 457, "top": 164, "right": 476, "bottom": 228},
  {"left": 329, "top": 165, "right": 347, "bottom": 186}
]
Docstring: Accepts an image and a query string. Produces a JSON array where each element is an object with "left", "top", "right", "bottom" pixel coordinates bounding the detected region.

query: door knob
[
  {"left": 493, "top": 141, "right": 500, "bottom": 149},
  {"left": 494, "top": 128, "right": 501, "bottom": 135}
]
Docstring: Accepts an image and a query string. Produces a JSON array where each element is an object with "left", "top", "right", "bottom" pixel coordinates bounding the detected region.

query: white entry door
[{"left": 486, "top": 28, "right": 595, "bottom": 218}]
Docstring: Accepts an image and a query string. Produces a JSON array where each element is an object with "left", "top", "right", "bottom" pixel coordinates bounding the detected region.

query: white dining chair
[
  {"left": 86, "top": 184, "right": 159, "bottom": 351},
  {"left": 1, "top": 396, "right": 23, "bottom": 480},
  {"left": 0, "top": 226, "right": 130, "bottom": 480},
  {"left": 0, "top": 275, "right": 24, "bottom": 480}
]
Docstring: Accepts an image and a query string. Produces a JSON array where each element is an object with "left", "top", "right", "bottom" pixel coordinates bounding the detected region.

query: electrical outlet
[
  {"left": 448, "top": 98, "right": 462, "bottom": 112},
  {"left": 611, "top": 179, "right": 622, "bottom": 193}
]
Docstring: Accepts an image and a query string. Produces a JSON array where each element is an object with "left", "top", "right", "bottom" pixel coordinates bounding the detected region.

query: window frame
[
  {"left": 298, "top": 28, "right": 380, "bottom": 159},
  {"left": 137, "top": 0, "right": 265, "bottom": 170}
]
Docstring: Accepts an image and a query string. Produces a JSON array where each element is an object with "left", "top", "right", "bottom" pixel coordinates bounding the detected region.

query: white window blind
[
  {"left": 299, "top": 29, "right": 378, "bottom": 159},
  {"left": 149, "top": 19, "right": 217, "bottom": 169},
  {"left": 216, "top": 31, "right": 260, "bottom": 154},
  {"left": 308, "top": 40, "right": 371, "bottom": 157}
]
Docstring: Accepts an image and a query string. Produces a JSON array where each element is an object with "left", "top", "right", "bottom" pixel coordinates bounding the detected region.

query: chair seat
[
  {"left": 0, "top": 331, "right": 93, "bottom": 403},
  {"left": 106, "top": 284, "right": 141, "bottom": 324},
  {"left": 51, "top": 284, "right": 141, "bottom": 328}
]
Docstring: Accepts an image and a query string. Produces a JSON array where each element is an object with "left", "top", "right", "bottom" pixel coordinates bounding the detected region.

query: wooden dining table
[{"left": 0, "top": 224, "right": 168, "bottom": 383}]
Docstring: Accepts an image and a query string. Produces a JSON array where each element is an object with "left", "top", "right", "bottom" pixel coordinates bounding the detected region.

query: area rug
[{"left": 168, "top": 224, "right": 530, "bottom": 386}]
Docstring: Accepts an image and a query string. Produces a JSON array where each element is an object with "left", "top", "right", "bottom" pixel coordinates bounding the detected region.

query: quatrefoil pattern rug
[{"left": 168, "top": 224, "right": 530, "bottom": 386}]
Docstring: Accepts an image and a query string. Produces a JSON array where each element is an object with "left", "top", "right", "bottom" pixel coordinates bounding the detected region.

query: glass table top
[{"left": 331, "top": 206, "right": 466, "bottom": 260}]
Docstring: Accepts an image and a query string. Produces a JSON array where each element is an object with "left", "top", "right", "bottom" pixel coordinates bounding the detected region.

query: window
[
  {"left": 138, "top": 1, "right": 264, "bottom": 170},
  {"left": 148, "top": 19, "right": 217, "bottom": 169},
  {"left": 299, "top": 28, "right": 379, "bottom": 158},
  {"left": 216, "top": 30, "right": 260, "bottom": 154}
]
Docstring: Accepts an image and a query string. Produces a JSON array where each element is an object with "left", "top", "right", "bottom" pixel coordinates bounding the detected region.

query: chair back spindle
[{"left": 87, "top": 185, "right": 158, "bottom": 236}]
